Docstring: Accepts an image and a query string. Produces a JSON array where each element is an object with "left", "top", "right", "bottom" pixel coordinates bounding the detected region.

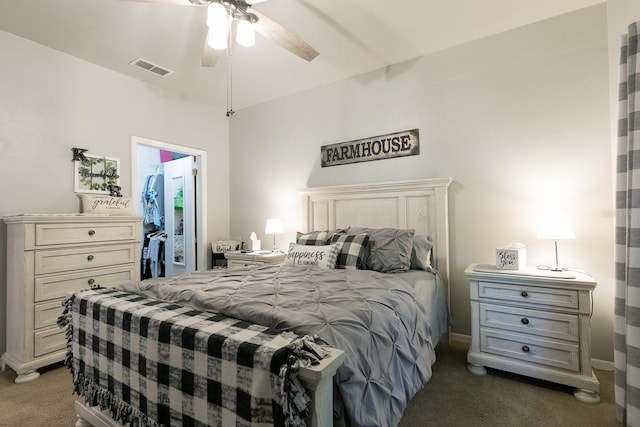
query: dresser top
[{"left": 2, "top": 214, "right": 143, "bottom": 224}]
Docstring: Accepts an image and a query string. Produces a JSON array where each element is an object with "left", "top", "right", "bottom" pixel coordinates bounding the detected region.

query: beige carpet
[{"left": 0, "top": 342, "right": 619, "bottom": 426}]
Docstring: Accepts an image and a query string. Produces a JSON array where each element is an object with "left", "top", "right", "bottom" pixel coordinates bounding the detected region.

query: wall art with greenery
[{"left": 74, "top": 154, "right": 121, "bottom": 194}]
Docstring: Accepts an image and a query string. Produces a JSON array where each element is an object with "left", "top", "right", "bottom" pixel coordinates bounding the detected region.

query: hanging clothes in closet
[
  {"left": 141, "top": 169, "right": 166, "bottom": 278},
  {"left": 141, "top": 230, "right": 167, "bottom": 279},
  {"left": 143, "top": 172, "right": 165, "bottom": 229}
]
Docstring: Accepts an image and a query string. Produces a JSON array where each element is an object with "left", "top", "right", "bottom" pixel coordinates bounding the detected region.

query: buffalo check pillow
[
  {"left": 296, "top": 231, "right": 330, "bottom": 246},
  {"left": 331, "top": 233, "right": 370, "bottom": 270}
]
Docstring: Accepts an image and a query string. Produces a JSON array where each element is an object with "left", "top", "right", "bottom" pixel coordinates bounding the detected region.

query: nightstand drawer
[
  {"left": 34, "top": 244, "right": 136, "bottom": 275},
  {"left": 228, "top": 260, "right": 260, "bottom": 267},
  {"left": 479, "top": 281, "right": 578, "bottom": 310},
  {"left": 35, "top": 222, "right": 138, "bottom": 246},
  {"left": 480, "top": 303, "right": 579, "bottom": 342},
  {"left": 480, "top": 329, "right": 580, "bottom": 372}
]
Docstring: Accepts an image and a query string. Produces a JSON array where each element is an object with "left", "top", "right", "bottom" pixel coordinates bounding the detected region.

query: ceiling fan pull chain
[{"left": 226, "top": 31, "right": 235, "bottom": 117}]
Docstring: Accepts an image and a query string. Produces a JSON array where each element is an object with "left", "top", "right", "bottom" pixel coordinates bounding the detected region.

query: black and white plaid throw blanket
[{"left": 57, "top": 288, "right": 327, "bottom": 427}]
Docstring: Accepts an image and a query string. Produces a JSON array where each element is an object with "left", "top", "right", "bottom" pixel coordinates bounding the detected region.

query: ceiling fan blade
[
  {"left": 118, "top": 0, "right": 191, "bottom": 4},
  {"left": 202, "top": 38, "right": 224, "bottom": 67},
  {"left": 245, "top": 0, "right": 269, "bottom": 4},
  {"left": 251, "top": 9, "right": 318, "bottom": 62}
]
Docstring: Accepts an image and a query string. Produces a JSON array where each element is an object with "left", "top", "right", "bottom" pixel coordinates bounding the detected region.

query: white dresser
[
  {"left": 2, "top": 214, "right": 142, "bottom": 383},
  {"left": 465, "top": 263, "right": 600, "bottom": 403}
]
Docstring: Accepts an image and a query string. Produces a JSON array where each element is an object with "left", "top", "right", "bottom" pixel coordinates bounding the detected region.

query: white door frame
[{"left": 131, "top": 135, "right": 208, "bottom": 272}]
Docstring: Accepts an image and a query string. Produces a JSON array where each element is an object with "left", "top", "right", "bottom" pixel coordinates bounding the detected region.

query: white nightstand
[
  {"left": 465, "top": 263, "right": 600, "bottom": 403},
  {"left": 224, "top": 251, "right": 286, "bottom": 268}
]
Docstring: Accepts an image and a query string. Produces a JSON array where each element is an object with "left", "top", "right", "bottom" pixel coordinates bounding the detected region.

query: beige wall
[
  {"left": 229, "top": 5, "right": 615, "bottom": 361},
  {"left": 0, "top": 30, "right": 231, "bottom": 355}
]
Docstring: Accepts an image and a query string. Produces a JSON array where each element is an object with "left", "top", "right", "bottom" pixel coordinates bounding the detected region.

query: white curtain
[{"left": 615, "top": 21, "right": 640, "bottom": 426}]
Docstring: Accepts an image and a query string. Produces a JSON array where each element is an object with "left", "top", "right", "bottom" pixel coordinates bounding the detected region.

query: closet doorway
[{"left": 131, "top": 136, "right": 208, "bottom": 279}]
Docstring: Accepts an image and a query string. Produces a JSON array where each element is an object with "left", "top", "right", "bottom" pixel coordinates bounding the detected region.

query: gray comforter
[{"left": 119, "top": 265, "right": 435, "bottom": 427}]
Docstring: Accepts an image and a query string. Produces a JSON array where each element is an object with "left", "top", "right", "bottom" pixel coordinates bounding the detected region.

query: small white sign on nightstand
[{"left": 496, "top": 243, "right": 526, "bottom": 270}]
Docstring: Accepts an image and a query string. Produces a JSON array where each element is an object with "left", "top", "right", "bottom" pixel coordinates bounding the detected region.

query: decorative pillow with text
[{"left": 285, "top": 243, "right": 340, "bottom": 269}]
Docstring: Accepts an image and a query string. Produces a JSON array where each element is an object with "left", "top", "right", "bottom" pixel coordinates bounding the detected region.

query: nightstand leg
[
  {"left": 573, "top": 389, "right": 600, "bottom": 404},
  {"left": 467, "top": 363, "right": 487, "bottom": 376}
]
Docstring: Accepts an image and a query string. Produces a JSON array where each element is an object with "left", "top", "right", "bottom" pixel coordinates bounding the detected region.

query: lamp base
[{"left": 537, "top": 265, "right": 569, "bottom": 272}]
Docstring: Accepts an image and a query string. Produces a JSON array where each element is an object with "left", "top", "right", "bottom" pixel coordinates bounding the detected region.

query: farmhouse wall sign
[{"left": 320, "top": 128, "right": 419, "bottom": 167}]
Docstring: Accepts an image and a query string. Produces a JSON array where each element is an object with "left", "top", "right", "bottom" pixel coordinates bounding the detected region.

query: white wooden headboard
[{"left": 300, "top": 178, "right": 452, "bottom": 289}]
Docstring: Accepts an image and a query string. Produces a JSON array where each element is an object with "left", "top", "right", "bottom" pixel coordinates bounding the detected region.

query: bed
[{"left": 64, "top": 178, "right": 452, "bottom": 427}]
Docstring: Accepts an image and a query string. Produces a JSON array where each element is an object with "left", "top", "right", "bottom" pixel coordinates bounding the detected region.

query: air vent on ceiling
[{"left": 130, "top": 58, "right": 173, "bottom": 77}]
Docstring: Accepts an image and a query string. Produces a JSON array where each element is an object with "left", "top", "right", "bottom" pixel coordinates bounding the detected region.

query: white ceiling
[{"left": 0, "top": 0, "right": 603, "bottom": 112}]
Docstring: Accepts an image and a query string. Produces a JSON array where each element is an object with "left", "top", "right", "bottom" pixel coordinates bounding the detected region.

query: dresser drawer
[
  {"left": 34, "top": 327, "right": 65, "bottom": 357},
  {"left": 34, "top": 300, "right": 66, "bottom": 329},
  {"left": 480, "top": 329, "right": 580, "bottom": 372},
  {"left": 35, "top": 222, "right": 138, "bottom": 246},
  {"left": 34, "top": 265, "right": 136, "bottom": 303},
  {"left": 480, "top": 303, "right": 579, "bottom": 342},
  {"left": 479, "top": 281, "right": 578, "bottom": 310},
  {"left": 34, "top": 244, "right": 136, "bottom": 275}
]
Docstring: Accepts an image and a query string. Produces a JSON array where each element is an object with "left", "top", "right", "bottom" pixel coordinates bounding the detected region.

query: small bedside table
[
  {"left": 465, "top": 263, "right": 600, "bottom": 403},
  {"left": 224, "top": 251, "right": 286, "bottom": 268}
]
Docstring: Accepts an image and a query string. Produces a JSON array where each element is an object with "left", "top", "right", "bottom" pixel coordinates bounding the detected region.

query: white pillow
[
  {"left": 284, "top": 243, "right": 340, "bottom": 269},
  {"left": 81, "top": 195, "right": 135, "bottom": 216}
]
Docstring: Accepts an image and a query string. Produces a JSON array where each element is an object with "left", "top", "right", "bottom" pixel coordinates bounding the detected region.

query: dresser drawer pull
[
  {"left": 88, "top": 230, "right": 96, "bottom": 236},
  {"left": 87, "top": 255, "right": 95, "bottom": 261},
  {"left": 521, "top": 291, "right": 529, "bottom": 298},
  {"left": 88, "top": 278, "right": 95, "bottom": 285},
  {"left": 522, "top": 345, "right": 530, "bottom": 353},
  {"left": 521, "top": 318, "right": 529, "bottom": 325}
]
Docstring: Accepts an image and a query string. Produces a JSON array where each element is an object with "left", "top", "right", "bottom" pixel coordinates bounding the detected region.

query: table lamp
[
  {"left": 537, "top": 214, "right": 575, "bottom": 271},
  {"left": 265, "top": 218, "right": 283, "bottom": 252}
]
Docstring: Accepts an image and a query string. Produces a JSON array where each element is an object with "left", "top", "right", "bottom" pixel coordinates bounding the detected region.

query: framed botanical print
[{"left": 74, "top": 154, "right": 121, "bottom": 194}]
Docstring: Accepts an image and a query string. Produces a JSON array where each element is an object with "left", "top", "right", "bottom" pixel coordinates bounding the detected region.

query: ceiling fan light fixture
[
  {"left": 236, "top": 18, "right": 255, "bottom": 47},
  {"left": 206, "top": 2, "right": 228, "bottom": 30},
  {"left": 207, "top": 28, "right": 228, "bottom": 50}
]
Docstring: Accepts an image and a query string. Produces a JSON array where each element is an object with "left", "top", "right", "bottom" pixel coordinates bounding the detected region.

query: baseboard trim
[
  {"left": 592, "top": 358, "right": 614, "bottom": 372},
  {"left": 448, "top": 333, "right": 614, "bottom": 371},
  {"left": 450, "top": 332, "right": 471, "bottom": 345}
]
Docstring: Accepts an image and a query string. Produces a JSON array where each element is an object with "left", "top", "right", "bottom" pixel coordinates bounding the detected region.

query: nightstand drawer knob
[
  {"left": 87, "top": 255, "right": 95, "bottom": 261},
  {"left": 88, "top": 278, "right": 95, "bottom": 285},
  {"left": 521, "top": 318, "right": 529, "bottom": 325},
  {"left": 521, "top": 291, "right": 529, "bottom": 298},
  {"left": 88, "top": 230, "right": 96, "bottom": 236},
  {"left": 522, "top": 345, "right": 530, "bottom": 353}
]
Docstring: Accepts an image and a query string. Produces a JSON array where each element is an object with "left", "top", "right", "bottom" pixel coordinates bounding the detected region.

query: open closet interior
[{"left": 137, "top": 146, "right": 195, "bottom": 279}]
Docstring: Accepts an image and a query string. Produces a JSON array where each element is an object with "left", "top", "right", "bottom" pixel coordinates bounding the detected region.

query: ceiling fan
[{"left": 121, "top": 0, "right": 319, "bottom": 68}]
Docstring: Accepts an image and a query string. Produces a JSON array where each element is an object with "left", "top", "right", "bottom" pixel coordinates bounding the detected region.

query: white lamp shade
[
  {"left": 207, "top": 28, "right": 228, "bottom": 50},
  {"left": 236, "top": 19, "right": 255, "bottom": 47},
  {"left": 207, "top": 2, "right": 228, "bottom": 29},
  {"left": 265, "top": 218, "right": 283, "bottom": 235},
  {"left": 206, "top": 2, "right": 229, "bottom": 50},
  {"left": 537, "top": 214, "right": 576, "bottom": 240}
]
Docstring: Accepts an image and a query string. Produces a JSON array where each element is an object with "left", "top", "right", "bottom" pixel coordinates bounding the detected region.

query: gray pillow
[
  {"left": 411, "top": 235, "right": 433, "bottom": 270},
  {"left": 348, "top": 227, "right": 415, "bottom": 273}
]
